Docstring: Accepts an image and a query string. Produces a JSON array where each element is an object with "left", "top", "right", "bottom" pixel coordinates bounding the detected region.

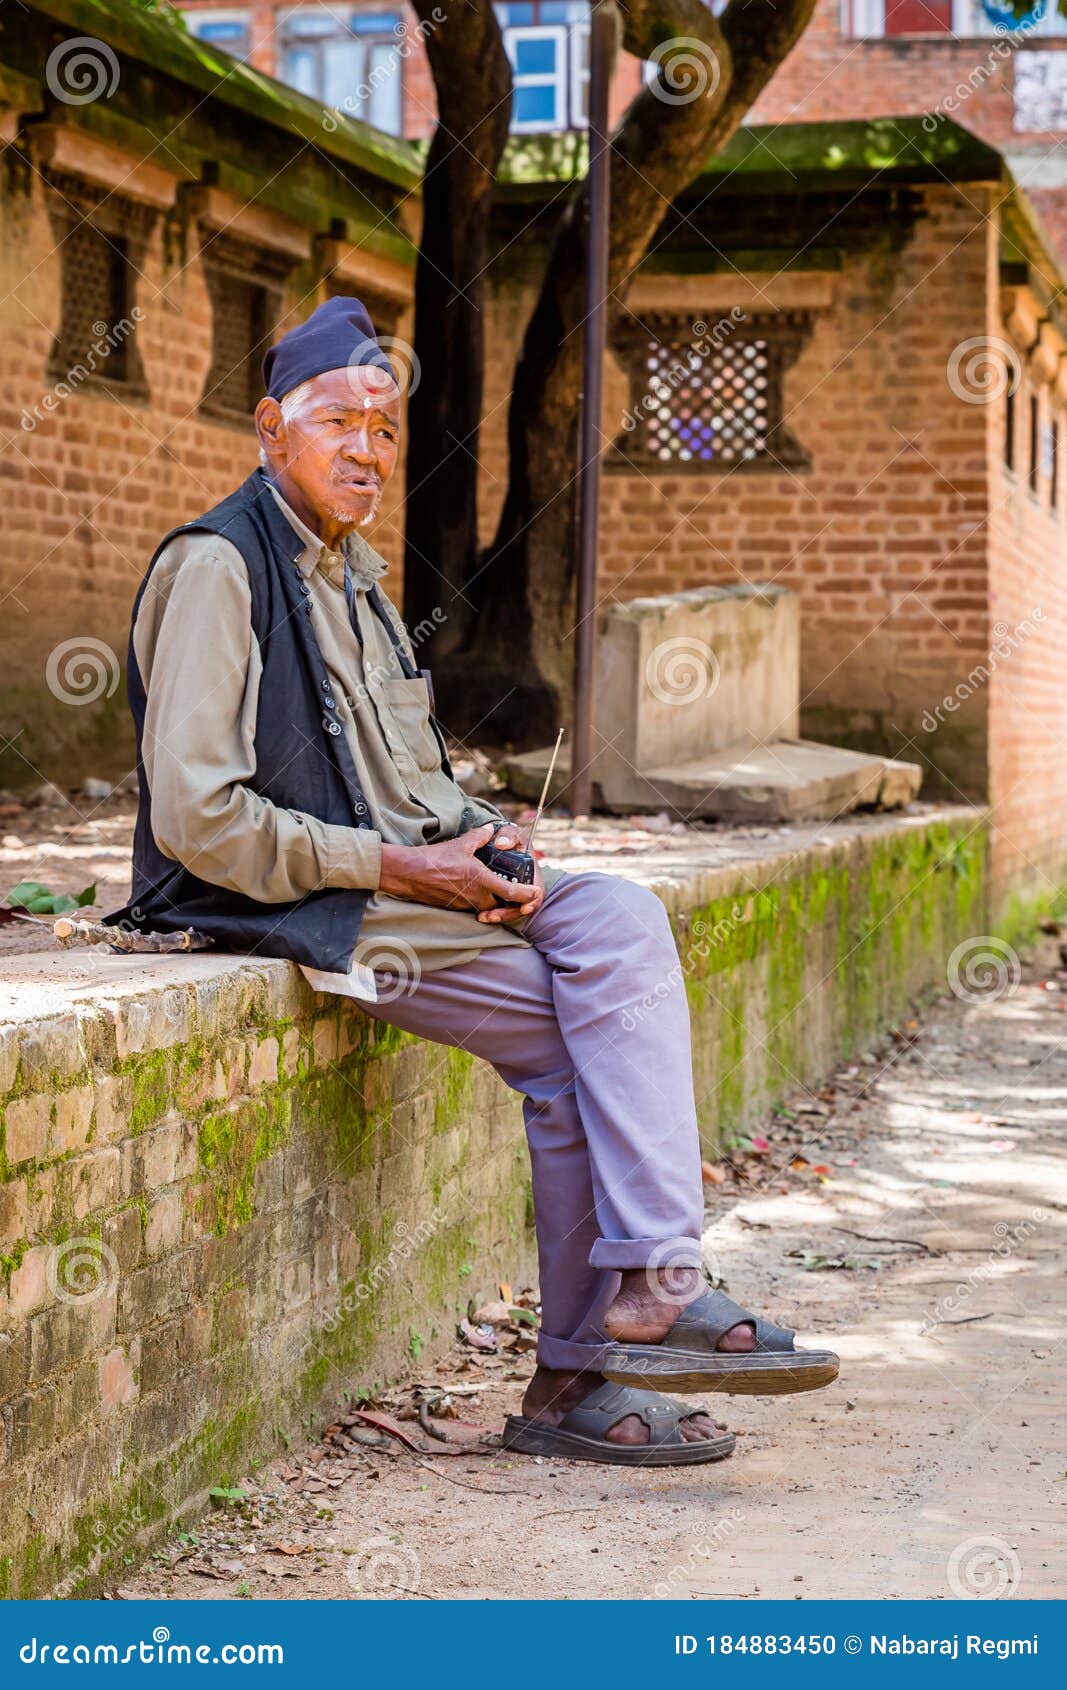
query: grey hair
[{"left": 259, "top": 378, "right": 319, "bottom": 464}]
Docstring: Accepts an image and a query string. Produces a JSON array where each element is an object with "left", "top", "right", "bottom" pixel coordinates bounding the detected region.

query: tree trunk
[
  {"left": 401, "top": 0, "right": 512, "bottom": 660},
  {"left": 439, "top": 0, "right": 818, "bottom": 742}
]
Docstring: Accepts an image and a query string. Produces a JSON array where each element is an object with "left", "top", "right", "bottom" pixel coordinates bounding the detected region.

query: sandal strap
[
  {"left": 667, "top": 1288, "right": 796, "bottom": 1355},
  {"left": 558, "top": 1382, "right": 698, "bottom": 1447}
]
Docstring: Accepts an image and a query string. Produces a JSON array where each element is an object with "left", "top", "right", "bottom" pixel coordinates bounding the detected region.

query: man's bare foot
[
  {"left": 521, "top": 1365, "right": 724, "bottom": 1446},
  {"left": 602, "top": 1266, "right": 756, "bottom": 1351}
]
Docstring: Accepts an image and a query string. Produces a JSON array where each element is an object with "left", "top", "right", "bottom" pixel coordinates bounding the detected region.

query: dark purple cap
[{"left": 261, "top": 296, "right": 396, "bottom": 402}]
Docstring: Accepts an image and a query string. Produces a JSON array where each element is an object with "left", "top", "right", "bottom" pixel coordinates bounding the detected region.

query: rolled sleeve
[{"left": 323, "top": 821, "right": 382, "bottom": 892}]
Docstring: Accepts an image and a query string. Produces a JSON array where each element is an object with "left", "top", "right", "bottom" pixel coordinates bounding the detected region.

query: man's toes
[
  {"left": 680, "top": 1414, "right": 720, "bottom": 1443},
  {"left": 603, "top": 1414, "right": 650, "bottom": 1446},
  {"left": 717, "top": 1321, "right": 756, "bottom": 1354}
]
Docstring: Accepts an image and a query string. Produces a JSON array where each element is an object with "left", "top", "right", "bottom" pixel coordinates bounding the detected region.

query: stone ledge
[{"left": 0, "top": 805, "right": 988, "bottom": 1596}]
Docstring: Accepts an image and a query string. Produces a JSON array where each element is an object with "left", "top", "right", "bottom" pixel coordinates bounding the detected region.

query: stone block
[
  {"left": 248, "top": 1035, "right": 279, "bottom": 1089},
  {"left": 4, "top": 1095, "right": 51, "bottom": 1167},
  {"left": 91, "top": 1074, "right": 134, "bottom": 1145},
  {"left": 144, "top": 1189, "right": 183, "bottom": 1259},
  {"left": 99, "top": 1341, "right": 141, "bottom": 1413},
  {"left": 109, "top": 987, "right": 195, "bottom": 1059},
  {"left": 52, "top": 1085, "right": 95, "bottom": 1156},
  {"left": 0, "top": 1176, "right": 28, "bottom": 1251},
  {"left": 28, "top": 1289, "right": 116, "bottom": 1384},
  {"left": 17, "top": 1013, "right": 87, "bottom": 1090},
  {"left": 71, "top": 1148, "right": 121, "bottom": 1222},
  {"left": 6, "top": 1244, "right": 54, "bottom": 1323}
]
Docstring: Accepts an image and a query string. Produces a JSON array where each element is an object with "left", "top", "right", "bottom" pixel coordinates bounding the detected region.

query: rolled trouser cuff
[
  {"left": 536, "top": 1331, "right": 614, "bottom": 1370},
  {"left": 589, "top": 1235, "right": 703, "bottom": 1271}
]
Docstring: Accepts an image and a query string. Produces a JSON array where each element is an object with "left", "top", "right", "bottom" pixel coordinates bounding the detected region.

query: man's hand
[{"left": 378, "top": 823, "right": 545, "bottom": 924}]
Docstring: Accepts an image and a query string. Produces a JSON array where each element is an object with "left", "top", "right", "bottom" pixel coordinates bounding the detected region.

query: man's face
[{"left": 256, "top": 365, "right": 401, "bottom": 531}]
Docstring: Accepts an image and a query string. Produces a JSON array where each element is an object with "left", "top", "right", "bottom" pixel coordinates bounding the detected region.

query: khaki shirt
[{"left": 133, "top": 482, "right": 547, "bottom": 998}]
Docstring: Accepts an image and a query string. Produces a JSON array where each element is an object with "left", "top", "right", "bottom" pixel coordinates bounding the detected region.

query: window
[
  {"left": 1028, "top": 391, "right": 1040, "bottom": 493},
  {"left": 183, "top": 8, "right": 251, "bottom": 58},
  {"left": 1005, "top": 383, "right": 1016, "bottom": 472},
  {"left": 844, "top": 1, "right": 1067, "bottom": 37},
  {"left": 1050, "top": 416, "right": 1059, "bottom": 510},
  {"left": 43, "top": 174, "right": 151, "bottom": 398},
  {"left": 279, "top": 8, "right": 403, "bottom": 133},
  {"left": 609, "top": 311, "right": 812, "bottom": 474},
  {"left": 496, "top": 2, "right": 589, "bottom": 131},
  {"left": 199, "top": 234, "right": 293, "bottom": 425}
]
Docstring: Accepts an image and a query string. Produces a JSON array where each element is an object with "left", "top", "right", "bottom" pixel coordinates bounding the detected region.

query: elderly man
[{"left": 111, "top": 298, "right": 838, "bottom": 1467}]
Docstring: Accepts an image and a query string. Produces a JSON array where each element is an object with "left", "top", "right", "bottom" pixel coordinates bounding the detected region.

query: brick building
[
  {"left": 486, "top": 120, "right": 1067, "bottom": 929},
  {"left": 3, "top": 0, "right": 1067, "bottom": 936},
  {"left": 177, "top": 2, "right": 1067, "bottom": 156},
  {"left": 0, "top": 0, "right": 418, "bottom": 795}
]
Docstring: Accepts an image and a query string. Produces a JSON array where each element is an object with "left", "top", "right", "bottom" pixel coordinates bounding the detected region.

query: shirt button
[
  {"left": 354, "top": 802, "right": 367, "bottom": 817},
  {"left": 324, "top": 695, "right": 336, "bottom": 709}
]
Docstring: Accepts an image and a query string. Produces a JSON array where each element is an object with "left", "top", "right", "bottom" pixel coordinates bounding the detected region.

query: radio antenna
[{"left": 526, "top": 728, "right": 565, "bottom": 855}]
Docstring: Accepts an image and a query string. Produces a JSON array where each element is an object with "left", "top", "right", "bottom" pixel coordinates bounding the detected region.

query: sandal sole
[
  {"left": 500, "top": 1416, "right": 736, "bottom": 1467},
  {"left": 602, "top": 1348, "right": 840, "bottom": 1397}
]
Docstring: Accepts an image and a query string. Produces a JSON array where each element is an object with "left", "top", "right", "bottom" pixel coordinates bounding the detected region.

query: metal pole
[{"left": 569, "top": 0, "right": 612, "bottom": 818}]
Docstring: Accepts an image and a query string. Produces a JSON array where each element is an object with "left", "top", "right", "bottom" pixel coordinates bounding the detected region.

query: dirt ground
[{"left": 109, "top": 944, "right": 1066, "bottom": 1604}]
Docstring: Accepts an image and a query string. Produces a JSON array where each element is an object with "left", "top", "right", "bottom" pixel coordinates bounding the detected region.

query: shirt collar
[{"left": 264, "top": 478, "right": 388, "bottom": 590}]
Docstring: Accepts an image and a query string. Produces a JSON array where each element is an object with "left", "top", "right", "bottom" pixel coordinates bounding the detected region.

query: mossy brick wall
[{"left": 0, "top": 807, "right": 986, "bottom": 1597}]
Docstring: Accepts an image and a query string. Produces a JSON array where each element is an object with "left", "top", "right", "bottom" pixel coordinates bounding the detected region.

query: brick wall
[
  {"left": 0, "top": 166, "right": 412, "bottom": 792},
  {"left": 482, "top": 181, "right": 997, "bottom": 803},
  {"left": 0, "top": 807, "right": 986, "bottom": 1596},
  {"left": 749, "top": 3, "right": 1067, "bottom": 153},
  {"left": 984, "top": 297, "right": 1067, "bottom": 927}
]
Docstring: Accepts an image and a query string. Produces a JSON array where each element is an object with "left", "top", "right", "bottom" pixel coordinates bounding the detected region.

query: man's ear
[{"left": 255, "top": 396, "right": 285, "bottom": 462}]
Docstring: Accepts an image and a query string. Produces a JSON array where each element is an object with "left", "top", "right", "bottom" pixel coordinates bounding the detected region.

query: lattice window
[
  {"left": 200, "top": 233, "right": 292, "bottom": 426},
  {"left": 609, "top": 310, "right": 812, "bottom": 475},
  {"left": 43, "top": 174, "right": 152, "bottom": 397}
]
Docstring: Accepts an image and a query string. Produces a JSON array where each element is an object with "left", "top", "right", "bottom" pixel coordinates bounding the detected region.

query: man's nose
[{"left": 342, "top": 428, "right": 375, "bottom": 461}]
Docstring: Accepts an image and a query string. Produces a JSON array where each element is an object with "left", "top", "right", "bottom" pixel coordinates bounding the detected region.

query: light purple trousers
[{"left": 363, "top": 871, "right": 705, "bottom": 1371}]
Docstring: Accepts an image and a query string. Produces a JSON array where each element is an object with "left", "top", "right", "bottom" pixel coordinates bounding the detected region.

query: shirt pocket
[{"left": 378, "top": 676, "right": 442, "bottom": 775}]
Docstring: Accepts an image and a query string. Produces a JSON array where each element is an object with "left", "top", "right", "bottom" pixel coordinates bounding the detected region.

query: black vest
[{"left": 106, "top": 470, "right": 449, "bottom": 973}]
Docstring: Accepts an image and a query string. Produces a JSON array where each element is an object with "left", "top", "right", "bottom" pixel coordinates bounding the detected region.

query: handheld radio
[{"left": 475, "top": 727, "right": 565, "bottom": 890}]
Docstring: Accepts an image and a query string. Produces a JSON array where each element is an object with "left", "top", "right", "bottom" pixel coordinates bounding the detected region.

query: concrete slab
[{"left": 505, "top": 738, "right": 922, "bottom": 822}]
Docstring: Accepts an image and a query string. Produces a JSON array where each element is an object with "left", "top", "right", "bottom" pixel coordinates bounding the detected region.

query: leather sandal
[
  {"left": 603, "top": 1287, "right": 839, "bottom": 1396},
  {"left": 501, "top": 1380, "right": 736, "bottom": 1466}
]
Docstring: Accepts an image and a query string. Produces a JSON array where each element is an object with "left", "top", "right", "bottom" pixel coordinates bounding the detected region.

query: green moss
[
  {"left": 0, "top": 1236, "right": 28, "bottom": 1286},
  {"left": 197, "top": 1095, "right": 292, "bottom": 1235}
]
